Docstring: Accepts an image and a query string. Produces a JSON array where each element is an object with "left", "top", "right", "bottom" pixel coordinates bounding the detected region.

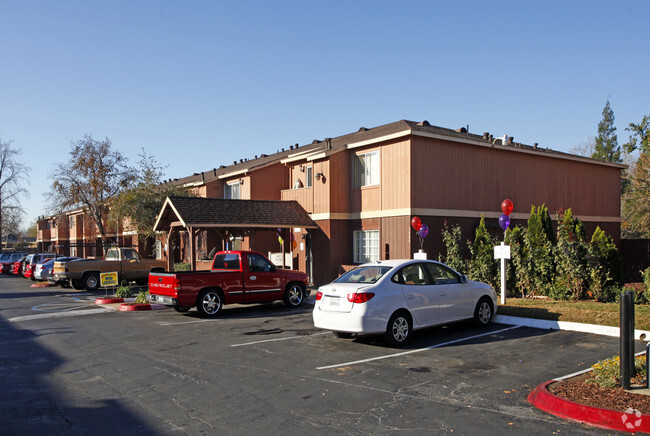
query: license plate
[{"left": 326, "top": 297, "right": 340, "bottom": 307}]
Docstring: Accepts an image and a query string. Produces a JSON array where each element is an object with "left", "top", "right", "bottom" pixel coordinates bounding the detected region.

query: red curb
[
  {"left": 529, "top": 380, "right": 650, "bottom": 433},
  {"left": 119, "top": 303, "right": 152, "bottom": 311},
  {"left": 30, "top": 283, "right": 55, "bottom": 288},
  {"left": 95, "top": 298, "right": 125, "bottom": 305}
]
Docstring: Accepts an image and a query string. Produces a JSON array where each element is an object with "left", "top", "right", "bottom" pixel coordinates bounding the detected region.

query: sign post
[{"left": 495, "top": 199, "right": 514, "bottom": 305}]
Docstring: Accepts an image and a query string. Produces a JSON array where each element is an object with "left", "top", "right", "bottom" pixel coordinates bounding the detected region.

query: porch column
[
  {"left": 189, "top": 226, "right": 196, "bottom": 271},
  {"left": 166, "top": 227, "right": 175, "bottom": 272}
]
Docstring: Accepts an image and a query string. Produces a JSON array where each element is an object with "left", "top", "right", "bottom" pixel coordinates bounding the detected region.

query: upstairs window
[
  {"left": 69, "top": 216, "right": 75, "bottom": 229},
  {"left": 353, "top": 151, "right": 379, "bottom": 188},
  {"left": 225, "top": 181, "right": 241, "bottom": 199},
  {"left": 306, "top": 166, "right": 313, "bottom": 187}
]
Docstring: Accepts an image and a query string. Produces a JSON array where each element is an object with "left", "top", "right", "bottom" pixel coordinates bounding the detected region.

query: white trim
[
  {"left": 346, "top": 130, "right": 411, "bottom": 150},
  {"left": 310, "top": 208, "right": 621, "bottom": 223},
  {"left": 218, "top": 169, "right": 248, "bottom": 179},
  {"left": 280, "top": 149, "right": 322, "bottom": 164}
]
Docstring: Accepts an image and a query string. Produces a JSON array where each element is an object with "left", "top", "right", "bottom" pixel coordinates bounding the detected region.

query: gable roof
[{"left": 153, "top": 196, "right": 318, "bottom": 232}]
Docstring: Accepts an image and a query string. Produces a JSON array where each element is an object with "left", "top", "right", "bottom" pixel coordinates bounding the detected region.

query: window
[
  {"left": 155, "top": 240, "right": 162, "bottom": 259},
  {"left": 225, "top": 182, "right": 241, "bottom": 199},
  {"left": 353, "top": 230, "right": 379, "bottom": 263},
  {"left": 247, "top": 253, "right": 274, "bottom": 272},
  {"left": 353, "top": 151, "right": 379, "bottom": 188},
  {"left": 392, "top": 263, "right": 431, "bottom": 286},
  {"left": 424, "top": 263, "right": 460, "bottom": 285},
  {"left": 306, "top": 166, "right": 313, "bottom": 187},
  {"left": 69, "top": 216, "right": 75, "bottom": 229},
  {"left": 213, "top": 253, "right": 241, "bottom": 270}
]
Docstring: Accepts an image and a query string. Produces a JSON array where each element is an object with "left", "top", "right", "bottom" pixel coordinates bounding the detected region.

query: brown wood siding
[
  {"left": 250, "top": 164, "right": 288, "bottom": 200},
  {"left": 313, "top": 159, "right": 331, "bottom": 214},
  {"left": 380, "top": 216, "right": 412, "bottom": 260},
  {"left": 329, "top": 152, "right": 351, "bottom": 214},
  {"left": 411, "top": 136, "right": 621, "bottom": 218},
  {"left": 381, "top": 139, "right": 411, "bottom": 210}
]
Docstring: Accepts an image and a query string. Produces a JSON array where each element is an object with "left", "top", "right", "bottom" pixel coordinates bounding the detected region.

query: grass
[{"left": 498, "top": 298, "right": 650, "bottom": 331}]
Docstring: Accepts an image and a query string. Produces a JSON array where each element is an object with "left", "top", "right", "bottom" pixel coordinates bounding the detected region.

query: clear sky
[{"left": 1, "top": 0, "right": 649, "bottom": 227}]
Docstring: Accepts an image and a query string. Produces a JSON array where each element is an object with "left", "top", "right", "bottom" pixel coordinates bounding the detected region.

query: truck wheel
[
  {"left": 196, "top": 289, "right": 223, "bottom": 317},
  {"left": 283, "top": 283, "right": 305, "bottom": 308},
  {"left": 83, "top": 273, "right": 100, "bottom": 292},
  {"left": 71, "top": 280, "right": 83, "bottom": 290}
]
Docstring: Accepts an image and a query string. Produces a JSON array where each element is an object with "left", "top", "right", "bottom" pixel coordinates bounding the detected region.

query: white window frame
[
  {"left": 306, "top": 166, "right": 313, "bottom": 187},
  {"left": 353, "top": 230, "right": 380, "bottom": 263},
  {"left": 353, "top": 151, "right": 380, "bottom": 188},
  {"left": 224, "top": 181, "right": 241, "bottom": 199}
]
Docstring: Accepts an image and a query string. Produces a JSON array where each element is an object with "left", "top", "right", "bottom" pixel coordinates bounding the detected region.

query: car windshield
[
  {"left": 334, "top": 265, "right": 393, "bottom": 284},
  {"left": 0, "top": 253, "right": 10, "bottom": 260}
]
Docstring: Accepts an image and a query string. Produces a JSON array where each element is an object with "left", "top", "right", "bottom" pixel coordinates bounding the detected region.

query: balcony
[{"left": 281, "top": 187, "right": 313, "bottom": 214}]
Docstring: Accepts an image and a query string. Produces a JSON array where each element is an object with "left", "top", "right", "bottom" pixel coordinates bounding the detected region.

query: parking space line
[
  {"left": 8, "top": 308, "right": 113, "bottom": 322},
  {"left": 159, "top": 319, "right": 214, "bottom": 326},
  {"left": 231, "top": 332, "right": 330, "bottom": 347},
  {"left": 316, "top": 325, "right": 522, "bottom": 370}
]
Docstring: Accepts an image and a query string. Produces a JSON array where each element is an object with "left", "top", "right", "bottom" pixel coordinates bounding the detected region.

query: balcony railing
[{"left": 281, "top": 187, "right": 313, "bottom": 214}]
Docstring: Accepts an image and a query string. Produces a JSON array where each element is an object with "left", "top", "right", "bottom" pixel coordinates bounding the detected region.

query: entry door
[{"left": 243, "top": 253, "right": 283, "bottom": 302}]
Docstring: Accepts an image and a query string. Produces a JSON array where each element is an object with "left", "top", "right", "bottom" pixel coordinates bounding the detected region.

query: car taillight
[
  {"left": 315, "top": 291, "right": 323, "bottom": 300},
  {"left": 347, "top": 292, "right": 375, "bottom": 303}
]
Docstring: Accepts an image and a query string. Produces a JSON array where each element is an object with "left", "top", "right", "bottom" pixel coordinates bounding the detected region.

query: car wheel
[
  {"left": 384, "top": 311, "right": 411, "bottom": 347},
  {"left": 196, "top": 289, "right": 223, "bottom": 317},
  {"left": 71, "top": 280, "right": 84, "bottom": 290},
  {"left": 174, "top": 306, "right": 191, "bottom": 313},
  {"left": 83, "top": 273, "right": 100, "bottom": 291},
  {"left": 332, "top": 331, "right": 353, "bottom": 339},
  {"left": 474, "top": 297, "right": 493, "bottom": 327},
  {"left": 283, "top": 283, "right": 305, "bottom": 308}
]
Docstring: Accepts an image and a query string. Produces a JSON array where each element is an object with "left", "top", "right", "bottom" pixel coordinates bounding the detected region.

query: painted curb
[
  {"left": 118, "top": 303, "right": 167, "bottom": 312},
  {"left": 529, "top": 380, "right": 650, "bottom": 433},
  {"left": 95, "top": 297, "right": 125, "bottom": 304},
  {"left": 30, "top": 282, "right": 55, "bottom": 288},
  {"left": 493, "top": 314, "right": 650, "bottom": 340}
]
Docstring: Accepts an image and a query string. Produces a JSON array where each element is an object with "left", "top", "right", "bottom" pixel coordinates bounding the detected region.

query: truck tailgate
[{"left": 148, "top": 272, "right": 178, "bottom": 297}]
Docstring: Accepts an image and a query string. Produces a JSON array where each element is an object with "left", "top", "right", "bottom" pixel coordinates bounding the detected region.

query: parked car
[
  {"left": 48, "top": 257, "right": 81, "bottom": 287},
  {"left": 33, "top": 258, "right": 57, "bottom": 281},
  {"left": 312, "top": 259, "right": 498, "bottom": 347},
  {"left": 11, "top": 257, "right": 26, "bottom": 275},
  {"left": 0, "top": 252, "right": 28, "bottom": 274},
  {"left": 148, "top": 250, "right": 309, "bottom": 317},
  {"left": 23, "top": 253, "right": 57, "bottom": 280}
]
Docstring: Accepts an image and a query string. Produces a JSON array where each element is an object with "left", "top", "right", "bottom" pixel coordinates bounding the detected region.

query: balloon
[
  {"left": 418, "top": 224, "right": 429, "bottom": 239},
  {"left": 498, "top": 214, "right": 510, "bottom": 231},
  {"left": 501, "top": 199, "right": 513, "bottom": 216},
  {"left": 278, "top": 236, "right": 284, "bottom": 245},
  {"left": 292, "top": 240, "right": 297, "bottom": 250},
  {"left": 411, "top": 216, "right": 422, "bottom": 231}
]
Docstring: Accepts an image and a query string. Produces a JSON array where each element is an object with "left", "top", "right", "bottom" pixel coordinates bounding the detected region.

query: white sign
[
  {"left": 413, "top": 251, "right": 427, "bottom": 260},
  {"left": 494, "top": 244, "right": 511, "bottom": 260},
  {"left": 269, "top": 252, "right": 292, "bottom": 268}
]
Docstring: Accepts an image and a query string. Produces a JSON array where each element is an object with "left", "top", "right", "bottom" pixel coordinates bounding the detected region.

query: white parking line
[
  {"left": 159, "top": 319, "right": 213, "bottom": 326},
  {"left": 316, "top": 325, "right": 522, "bottom": 370},
  {"left": 8, "top": 308, "right": 113, "bottom": 322},
  {"left": 231, "top": 332, "right": 330, "bottom": 347}
]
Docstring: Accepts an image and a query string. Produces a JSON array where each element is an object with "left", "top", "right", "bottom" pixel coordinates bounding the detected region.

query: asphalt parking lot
[{"left": 0, "top": 275, "right": 632, "bottom": 434}]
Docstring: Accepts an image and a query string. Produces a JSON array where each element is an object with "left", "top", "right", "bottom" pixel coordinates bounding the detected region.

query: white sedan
[{"left": 313, "top": 259, "right": 498, "bottom": 346}]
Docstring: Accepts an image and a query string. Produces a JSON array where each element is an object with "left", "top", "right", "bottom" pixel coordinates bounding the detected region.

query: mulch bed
[{"left": 549, "top": 372, "right": 650, "bottom": 414}]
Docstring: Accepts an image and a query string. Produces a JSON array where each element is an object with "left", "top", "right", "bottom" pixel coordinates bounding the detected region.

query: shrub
[
  {"left": 587, "top": 227, "right": 623, "bottom": 302},
  {"left": 173, "top": 262, "right": 191, "bottom": 272},
  {"left": 554, "top": 209, "right": 589, "bottom": 300},
  {"left": 588, "top": 354, "right": 647, "bottom": 388},
  {"left": 467, "top": 215, "right": 498, "bottom": 288},
  {"left": 525, "top": 205, "right": 555, "bottom": 296},
  {"left": 623, "top": 283, "right": 650, "bottom": 305},
  {"left": 114, "top": 284, "right": 132, "bottom": 298},
  {"left": 506, "top": 225, "right": 531, "bottom": 297},
  {"left": 439, "top": 222, "right": 465, "bottom": 274},
  {"left": 135, "top": 290, "right": 149, "bottom": 304}
]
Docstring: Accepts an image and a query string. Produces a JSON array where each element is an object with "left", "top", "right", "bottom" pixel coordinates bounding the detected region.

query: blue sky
[{"left": 1, "top": 0, "right": 649, "bottom": 226}]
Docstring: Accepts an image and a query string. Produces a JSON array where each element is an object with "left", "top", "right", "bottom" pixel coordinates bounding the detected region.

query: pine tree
[
  {"left": 525, "top": 205, "right": 555, "bottom": 296},
  {"left": 555, "top": 209, "right": 589, "bottom": 300},
  {"left": 592, "top": 100, "right": 621, "bottom": 163},
  {"left": 468, "top": 215, "right": 497, "bottom": 288}
]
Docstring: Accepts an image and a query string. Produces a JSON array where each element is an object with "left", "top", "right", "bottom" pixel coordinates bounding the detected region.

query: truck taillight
[
  {"left": 173, "top": 277, "right": 181, "bottom": 292},
  {"left": 347, "top": 292, "right": 375, "bottom": 303}
]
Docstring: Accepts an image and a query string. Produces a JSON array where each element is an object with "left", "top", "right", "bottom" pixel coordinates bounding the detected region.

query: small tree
[
  {"left": 467, "top": 215, "right": 497, "bottom": 288},
  {"left": 49, "top": 135, "right": 135, "bottom": 243},
  {"left": 592, "top": 100, "right": 621, "bottom": 163},
  {"left": 439, "top": 221, "right": 465, "bottom": 273},
  {"left": 623, "top": 115, "right": 650, "bottom": 155},
  {"left": 588, "top": 227, "right": 622, "bottom": 302},
  {"left": 554, "top": 209, "right": 589, "bottom": 300},
  {"left": 622, "top": 152, "right": 650, "bottom": 238},
  {"left": 525, "top": 205, "right": 555, "bottom": 296},
  {"left": 506, "top": 225, "right": 531, "bottom": 298}
]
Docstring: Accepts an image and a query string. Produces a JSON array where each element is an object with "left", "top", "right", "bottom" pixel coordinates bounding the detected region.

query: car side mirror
[{"left": 460, "top": 275, "right": 468, "bottom": 284}]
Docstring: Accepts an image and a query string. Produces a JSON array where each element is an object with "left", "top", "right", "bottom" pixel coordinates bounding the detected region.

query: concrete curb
[
  {"left": 528, "top": 380, "right": 650, "bottom": 433},
  {"left": 119, "top": 303, "right": 166, "bottom": 311},
  {"left": 493, "top": 314, "right": 650, "bottom": 340}
]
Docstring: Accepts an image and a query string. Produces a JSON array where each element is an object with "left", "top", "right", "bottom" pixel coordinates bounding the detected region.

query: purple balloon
[
  {"left": 418, "top": 224, "right": 429, "bottom": 239},
  {"left": 498, "top": 214, "right": 510, "bottom": 231}
]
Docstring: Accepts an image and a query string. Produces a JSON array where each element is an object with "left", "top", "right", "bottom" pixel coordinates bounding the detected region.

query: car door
[
  {"left": 394, "top": 263, "right": 439, "bottom": 326},
  {"left": 424, "top": 263, "right": 474, "bottom": 322},
  {"left": 243, "top": 253, "right": 283, "bottom": 303}
]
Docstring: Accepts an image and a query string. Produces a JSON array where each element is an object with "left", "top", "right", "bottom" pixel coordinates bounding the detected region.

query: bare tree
[
  {"left": 0, "top": 139, "right": 31, "bottom": 245},
  {"left": 570, "top": 137, "right": 596, "bottom": 157},
  {"left": 49, "top": 135, "right": 135, "bottom": 242}
]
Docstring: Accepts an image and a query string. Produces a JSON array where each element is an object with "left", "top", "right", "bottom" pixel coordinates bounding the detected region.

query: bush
[
  {"left": 525, "top": 205, "right": 555, "bottom": 296},
  {"left": 467, "top": 215, "right": 498, "bottom": 289},
  {"left": 439, "top": 222, "right": 465, "bottom": 273},
  {"left": 114, "top": 284, "right": 133, "bottom": 298},
  {"left": 554, "top": 209, "right": 589, "bottom": 300},
  {"left": 587, "top": 354, "right": 647, "bottom": 388},
  {"left": 135, "top": 290, "right": 149, "bottom": 304},
  {"left": 173, "top": 262, "right": 191, "bottom": 272},
  {"left": 623, "top": 283, "right": 650, "bottom": 305},
  {"left": 587, "top": 227, "right": 623, "bottom": 302},
  {"left": 506, "top": 226, "right": 531, "bottom": 298}
]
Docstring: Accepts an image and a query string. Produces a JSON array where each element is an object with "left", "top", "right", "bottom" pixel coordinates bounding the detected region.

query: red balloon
[
  {"left": 501, "top": 199, "right": 513, "bottom": 216},
  {"left": 411, "top": 216, "right": 422, "bottom": 231}
]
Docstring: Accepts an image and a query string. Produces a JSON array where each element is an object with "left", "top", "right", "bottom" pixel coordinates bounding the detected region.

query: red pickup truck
[{"left": 148, "top": 250, "right": 310, "bottom": 317}]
